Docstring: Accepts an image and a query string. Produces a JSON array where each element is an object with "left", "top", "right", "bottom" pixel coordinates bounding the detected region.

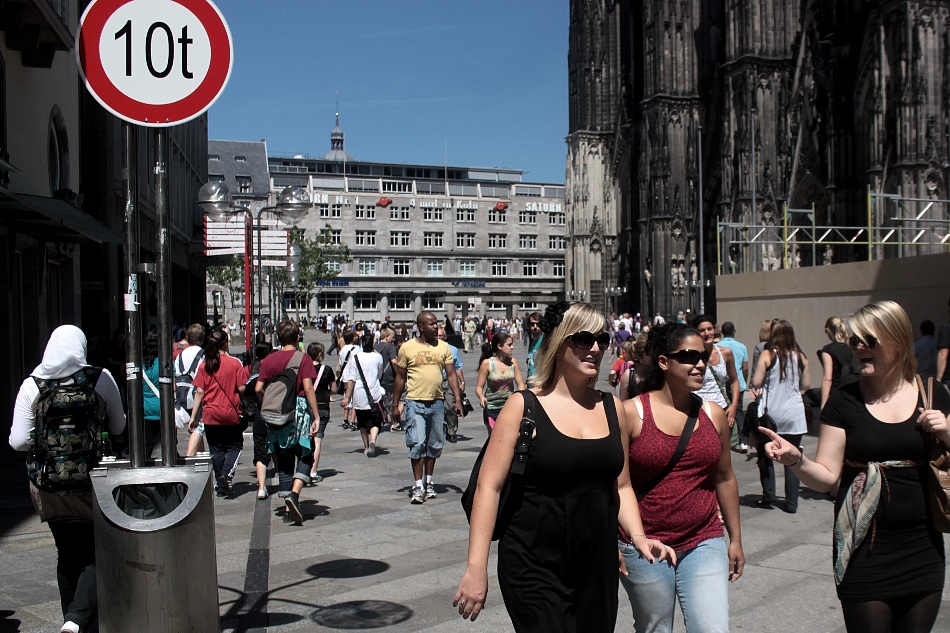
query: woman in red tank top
[{"left": 619, "top": 323, "right": 745, "bottom": 633}]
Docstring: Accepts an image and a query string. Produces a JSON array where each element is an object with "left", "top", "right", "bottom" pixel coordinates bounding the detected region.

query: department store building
[{"left": 214, "top": 119, "right": 567, "bottom": 324}]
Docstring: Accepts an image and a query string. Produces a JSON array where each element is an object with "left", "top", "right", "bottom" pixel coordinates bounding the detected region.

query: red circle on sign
[{"left": 77, "top": 0, "right": 232, "bottom": 127}]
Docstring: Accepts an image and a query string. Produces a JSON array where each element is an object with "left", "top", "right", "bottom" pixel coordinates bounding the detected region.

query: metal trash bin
[{"left": 91, "top": 462, "right": 219, "bottom": 632}]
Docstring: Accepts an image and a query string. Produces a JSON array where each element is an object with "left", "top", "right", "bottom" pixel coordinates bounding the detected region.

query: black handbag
[
  {"left": 460, "top": 392, "right": 474, "bottom": 416},
  {"left": 753, "top": 354, "right": 777, "bottom": 443},
  {"left": 461, "top": 390, "right": 537, "bottom": 541}
]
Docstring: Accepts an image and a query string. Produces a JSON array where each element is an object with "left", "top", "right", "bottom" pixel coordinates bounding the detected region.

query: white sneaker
[
  {"left": 410, "top": 485, "right": 425, "bottom": 504},
  {"left": 257, "top": 488, "right": 268, "bottom": 500},
  {"left": 61, "top": 622, "right": 81, "bottom": 633}
]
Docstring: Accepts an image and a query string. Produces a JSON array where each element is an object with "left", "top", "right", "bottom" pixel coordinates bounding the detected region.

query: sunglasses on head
[
  {"left": 849, "top": 333, "right": 879, "bottom": 350},
  {"left": 566, "top": 331, "right": 611, "bottom": 350},
  {"left": 664, "top": 349, "right": 711, "bottom": 365}
]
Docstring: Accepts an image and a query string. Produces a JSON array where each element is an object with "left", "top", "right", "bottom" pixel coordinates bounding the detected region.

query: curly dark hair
[
  {"left": 538, "top": 301, "right": 573, "bottom": 334},
  {"left": 639, "top": 323, "right": 701, "bottom": 392},
  {"left": 143, "top": 331, "right": 159, "bottom": 367}
]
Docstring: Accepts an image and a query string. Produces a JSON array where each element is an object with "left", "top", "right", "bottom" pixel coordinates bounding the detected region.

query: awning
[{"left": 0, "top": 188, "right": 123, "bottom": 244}]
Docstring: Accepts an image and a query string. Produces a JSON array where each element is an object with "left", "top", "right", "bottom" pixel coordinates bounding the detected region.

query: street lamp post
[{"left": 198, "top": 182, "right": 313, "bottom": 358}]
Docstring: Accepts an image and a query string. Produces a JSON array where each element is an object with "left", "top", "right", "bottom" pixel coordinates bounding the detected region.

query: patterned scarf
[{"left": 833, "top": 458, "right": 916, "bottom": 585}]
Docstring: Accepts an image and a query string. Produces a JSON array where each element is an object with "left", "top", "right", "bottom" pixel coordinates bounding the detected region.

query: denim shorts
[
  {"left": 314, "top": 405, "right": 330, "bottom": 439},
  {"left": 404, "top": 399, "right": 445, "bottom": 459}
]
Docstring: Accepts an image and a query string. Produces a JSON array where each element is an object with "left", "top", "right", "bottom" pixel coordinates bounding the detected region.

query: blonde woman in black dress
[
  {"left": 762, "top": 301, "right": 949, "bottom": 632},
  {"left": 454, "top": 302, "right": 675, "bottom": 632}
]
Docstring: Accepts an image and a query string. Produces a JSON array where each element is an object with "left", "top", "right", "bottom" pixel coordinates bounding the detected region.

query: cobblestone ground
[{"left": 2, "top": 327, "right": 949, "bottom": 632}]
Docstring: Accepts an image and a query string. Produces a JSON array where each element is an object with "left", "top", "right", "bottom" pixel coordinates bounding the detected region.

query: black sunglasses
[
  {"left": 849, "top": 333, "right": 879, "bottom": 350},
  {"left": 566, "top": 331, "right": 611, "bottom": 350},
  {"left": 664, "top": 349, "right": 711, "bottom": 365}
]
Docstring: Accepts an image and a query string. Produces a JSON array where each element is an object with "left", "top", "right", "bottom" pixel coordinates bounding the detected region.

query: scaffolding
[{"left": 716, "top": 186, "right": 950, "bottom": 275}]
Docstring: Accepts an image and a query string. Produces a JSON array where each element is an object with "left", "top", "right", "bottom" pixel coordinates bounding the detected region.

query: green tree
[
  {"left": 278, "top": 225, "right": 351, "bottom": 321},
  {"left": 207, "top": 255, "right": 243, "bottom": 304}
]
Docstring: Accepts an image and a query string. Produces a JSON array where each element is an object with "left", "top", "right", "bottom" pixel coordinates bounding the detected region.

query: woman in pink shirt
[
  {"left": 190, "top": 329, "right": 245, "bottom": 496},
  {"left": 619, "top": 322, "right": 744, "bottom": 632}
]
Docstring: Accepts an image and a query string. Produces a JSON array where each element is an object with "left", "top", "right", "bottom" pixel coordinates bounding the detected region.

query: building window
[
  {"left": 283, "top": 291, "right": 308, "bottom": 310},
  {"left": 326, "top": 260, "right": 341, "bottom": 273},
  {"left": 383, "top": 180, "right": 412, "bottom": 193},
  {"left": 522, "top": 261, "right": 538, "bottom": 277},
  {"left": 392, "top": 259, "right": 411, "bottom": 275},
  {"left": 549, "top": 235, "right": 567, "bottom": 249},
  {"left": 317, "top": 203, "right": 330, "bottom": 218},
  {"left": 355, "top": 230, "right": 376, "bottom": 246},
  {"left": 514, "top": 185, "right": 542, "bottom": 197},
  {"left": 319, "top": 292, "right": 344, "bottom": 311},
  {"left": 236, "top": 175, "right": 252, "bottom": 193},
  {"left": 358, "top": 259, "right": 377, "bottom": 275},
  {"left": 390, "top": 207, "right": 410, "bottom": 221},
  {"left": 520, "top": 302, "right": 540, "bottom": 310},
  {"left": 456, "top": 208, "right": 475, "bottom": 223},
  {"left": 488, "top": 302, "right": 506, "bottom": 310},
  {"left": 456, "top": 233, "right": 475, "bottom": 248},
  {"left": 422, "top": 293, "right": 444, "bottom": 310},
  {"left": 423, "top": 208, "right": 443, "bottom": 221},
  {"left": 330, "top": 203, "right": 342, "bottom": 218},
  {"left": 549, "top": 212, "right": 566, "bottom": 226},
  {"left": 324, "top": 229, "right": 342, "bottom": 245},
  {"left": 459, "top": 260, "right": 477, "bottom": 276},
  {"left": 491, "top": 260, "right": 508, "bottom": 276},
  {"left": 390, "top": 292, "right": 413, "bottom": 310},
  {"left": 488, "top": 208, "right": 507, "bottom": 223},
  {"left": 553, "top": 261, "right": 565, "bottom": 277},
  {"left": 488, "top": 234, "right": 507, "bottom": 249},
  {"left": 390, "top": 231, "right": 411, "bottom": 247},
  {"left": 519, "top": 234, "right": 537, "bottom": 250},
  {"left": 519, "top": 210, "right": 537, "bottom": 224},
  {"left": 355, "top": 205, "right": 375, "bottom": 219},
  {"left": 234, "top": 155, "right": 247, "bottom": 162},
  {"left": 545, "top": 186, "right": 564, "bottom": 198},
  {"left": 423, "top": 232, "right": 443, "bottom": 247},
  {"left": 354, "top": 292, "right": 378, "bottom": 310},
  {"left": 427, "top": 260, "right": 444, "bottom": 276}
]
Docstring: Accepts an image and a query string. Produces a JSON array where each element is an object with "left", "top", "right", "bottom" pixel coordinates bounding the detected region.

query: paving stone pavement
[{"left": 2, "top": 328, "right": 950, "bottom": 632}]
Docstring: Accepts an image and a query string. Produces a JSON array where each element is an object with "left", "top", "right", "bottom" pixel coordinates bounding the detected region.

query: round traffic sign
[{"left": 77, "top": 0, "right": 233, "bottom": 127}]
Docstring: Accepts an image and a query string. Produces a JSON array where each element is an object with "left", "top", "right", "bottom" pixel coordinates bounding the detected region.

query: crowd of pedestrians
[{"left": 8, "top": 297, "right": 950, "bottom": 632}]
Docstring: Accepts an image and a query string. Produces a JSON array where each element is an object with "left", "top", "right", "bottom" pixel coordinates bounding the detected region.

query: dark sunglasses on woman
[
  {"left": 663, "top": 349, "right": 711, "bottom": 365},
  {"left": 567, "top": 331, "right": 611, "bottom": 350},
  {"left": 848, "top": 333, "right": 879, "bottom": 350}
]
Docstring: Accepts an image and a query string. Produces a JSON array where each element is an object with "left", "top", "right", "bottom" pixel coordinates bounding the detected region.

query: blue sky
[{"left": 208, "top": 1, "right": 569, "bottom": 184}]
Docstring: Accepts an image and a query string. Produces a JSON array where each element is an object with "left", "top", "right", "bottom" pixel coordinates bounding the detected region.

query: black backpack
[
  {"left": 175, "top": 349, "right": 205, "bottom": 411},
  {"left": 260, "top": 351, "right": 304, "bottom": 428},
  {"left": 28, "top": 367, "right": 109, "bottom": 493}
]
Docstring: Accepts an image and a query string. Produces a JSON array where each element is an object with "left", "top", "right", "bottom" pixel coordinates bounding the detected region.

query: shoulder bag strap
[
  {"left": 353, "top": 356, "right": 380, "bottom": 404},
  {"left": 210, "top": 367, "right": 243, "bottom": 419},
  {"left": 187, "top": 349, "right": 205, "bottom": 375},
  {"left": 601, "top": 390, "right": 620, "bottom": 432},
  {"left": 510, "top": 389, "right": 536, "bottom": 476},
  {"left": 636, "top": 394, "right": 701, "bottom": 501},
  {"left": 315, "top": 364, "right": 326, "bottom": 390},
  {"left": 142, "top": 371, "right": 160, "bottom": 398}
]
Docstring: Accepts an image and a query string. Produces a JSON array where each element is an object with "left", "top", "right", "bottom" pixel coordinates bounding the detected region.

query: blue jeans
[
  {"left": 404, "top": 399, "right": 445, "bottom": 459},
  {"left": 619, "top": 537, "right": 730, "bottom": 633}
]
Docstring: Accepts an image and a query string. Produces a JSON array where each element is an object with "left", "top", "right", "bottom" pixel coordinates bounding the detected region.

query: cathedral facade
[{"left": 567, "top": 0, "right": 950, "bottom": 318}]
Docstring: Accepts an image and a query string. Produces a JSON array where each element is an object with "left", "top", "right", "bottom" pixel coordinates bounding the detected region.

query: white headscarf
[{"left": 32, "top": 325, "right": 89, "bottom": 380}]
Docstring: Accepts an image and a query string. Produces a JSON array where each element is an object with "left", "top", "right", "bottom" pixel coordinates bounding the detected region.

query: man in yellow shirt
[{"left": 392, "top": 311, "right": 464, "bottom": 504}]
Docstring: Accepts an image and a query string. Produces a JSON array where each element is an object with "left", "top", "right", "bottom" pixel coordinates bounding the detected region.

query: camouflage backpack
[{"left": 28, "top": 366, "right": 108, "bottom": 493}]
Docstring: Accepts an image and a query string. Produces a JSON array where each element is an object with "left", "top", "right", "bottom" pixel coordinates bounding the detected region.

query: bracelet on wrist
[
  {"left": 629, "top": 532, "right": 645, "bottom": 539},
  {"left": 790, "top": 450, "right": 805, "bottom": 467}
]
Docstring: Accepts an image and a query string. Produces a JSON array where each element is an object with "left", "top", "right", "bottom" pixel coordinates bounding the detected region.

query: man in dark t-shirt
[
  {"left": 374, "top": 327, "right": 399, "bottom": 423},
  {"left": 937, "top": 298, "right": 950, "bottom": 387},
  {"left": 255, "top": 320, "right": 319, "bottom": 524}
]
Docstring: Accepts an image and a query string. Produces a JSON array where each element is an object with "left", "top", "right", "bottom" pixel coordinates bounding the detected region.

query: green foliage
[
  {"left": 276, "top": 225, "right": 351, "bottom": 319},
  {"left": 207, "top": 255, "right": 243, "bottom": 302}
]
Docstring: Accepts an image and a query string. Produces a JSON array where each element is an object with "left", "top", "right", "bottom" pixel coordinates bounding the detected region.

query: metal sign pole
[
  {"left": 122, "top": 122, "right": 146, "bottom": 467},
  {"left": 155, "top": 129, "right": 176, "bottom": 466}
]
